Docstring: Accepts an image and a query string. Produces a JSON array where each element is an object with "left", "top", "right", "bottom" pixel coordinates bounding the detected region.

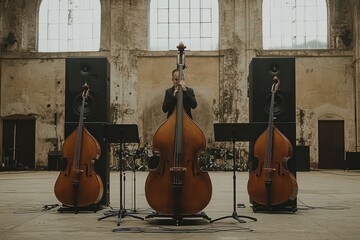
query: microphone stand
[{"left": 130, "top": 143, "right": 141, "bottom": 213}]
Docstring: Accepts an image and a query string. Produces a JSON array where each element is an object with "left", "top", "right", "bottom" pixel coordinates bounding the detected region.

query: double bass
[
  {"left": 144, "top": 42, "right": 212, "bottom": 217},
  {"left": 54, "top": 83, "right": 103, "bottom": 208},
  {"left": 247, "top": 76, "right": 298, "bottom": 207}
]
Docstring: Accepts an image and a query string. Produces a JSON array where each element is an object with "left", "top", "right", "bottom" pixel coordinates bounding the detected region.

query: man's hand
[
  {"left": 173, "top": 79, "right": 187, "bottom": 96},
  {"left": 173, "top": 86, "right": 178, "bottom": 96},
  {"left": 179, "top": 79, "right": 187, "bottom": 91}
]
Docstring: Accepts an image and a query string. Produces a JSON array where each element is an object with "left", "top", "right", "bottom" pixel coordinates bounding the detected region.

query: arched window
[
  {"left": 38, "top": 0, "right": 101, "bottom": 52},
  {"left": 263, "top": 0, "right": 327, "bottom": 49},
  {"left": 149, "top": 0, "right": 219, "bottom": 51}
]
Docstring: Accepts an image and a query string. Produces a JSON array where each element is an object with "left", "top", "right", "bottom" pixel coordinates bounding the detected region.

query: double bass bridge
[
  {"left": 170, "top": 167, "right": 186, "bottom": 187},
  {"left": 170, "top": 167, "right": 187, "bottom": 172}
]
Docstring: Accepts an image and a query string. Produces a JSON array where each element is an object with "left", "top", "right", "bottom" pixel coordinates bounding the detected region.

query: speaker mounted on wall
[
  {"left": 65, "top": 57, "right": 110, "bottom": 123},
  {"left": 248, "top": 57, "right": 295, "bottom": 123}
]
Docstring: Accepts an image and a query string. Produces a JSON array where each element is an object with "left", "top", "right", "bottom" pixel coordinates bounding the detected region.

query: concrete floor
[{"left": 0, "top": 170, "right": 359, "bottom": 240}]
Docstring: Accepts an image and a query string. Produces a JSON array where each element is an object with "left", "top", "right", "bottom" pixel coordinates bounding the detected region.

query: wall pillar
[{"left": 351, "top": 0, "right": 360, "bottom": 151}]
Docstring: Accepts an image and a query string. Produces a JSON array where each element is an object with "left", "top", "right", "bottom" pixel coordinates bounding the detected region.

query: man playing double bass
[
  {"left": 145, "top": 64, "right": 212, "bottom": 218},
  {"left": 162, "top": 68, "right": 197, "bottom": 119}
]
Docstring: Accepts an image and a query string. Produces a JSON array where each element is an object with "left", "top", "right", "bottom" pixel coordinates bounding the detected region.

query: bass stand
[
  {"left": 210, "top": 123, "right": 257, "bottom": 223},
  {"left": 98, "top": 124, "right": 144, "bottom": 226}
]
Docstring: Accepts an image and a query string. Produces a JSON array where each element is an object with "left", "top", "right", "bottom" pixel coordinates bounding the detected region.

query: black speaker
[
  {"left": 65, "top": 57, "right": 110, "bottom": 123},
  {"left": 249, "top": 122, "right": 296, "bottom": 175},
  {"left": 345, "top": 152, "right": 360, "bottom": 170},
  {"left": 295, "top": 146, "right": 310, "bottom": 171},
  {"left": 64, "top": 122, "right": 110, "bottom": 206},
  {"left": 249, "top": 57, "right": 295, "bottom": 123},
  {"left": 47, "top": 151, "right": 66, "bottom": 171}
]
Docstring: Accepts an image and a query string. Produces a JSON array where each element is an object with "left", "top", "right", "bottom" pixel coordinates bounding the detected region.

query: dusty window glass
[
  {"left": 39, "top": 0, "right": 101, "bottom": 52},
  {"left": 150, "top": 0, "right": 219, "bottom": 51},
  {"left": 263, "top": 0, "right": 327, "bottom": 49}
]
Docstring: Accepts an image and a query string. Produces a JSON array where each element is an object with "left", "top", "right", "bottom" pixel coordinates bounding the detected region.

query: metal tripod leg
[
  {"left": 98, "top": 143, "right": 144, "bottom": 225},
  {"left": 210, "top": 141, "right": 257, "bottom": 224}
]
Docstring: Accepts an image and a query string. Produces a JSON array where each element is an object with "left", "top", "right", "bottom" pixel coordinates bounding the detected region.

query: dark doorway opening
[
  {"left": 318, "top": 120, "right": 344, "bottom": 169},
  {"left": 2, "top": 114, "right": 35, "bottom": 170}
]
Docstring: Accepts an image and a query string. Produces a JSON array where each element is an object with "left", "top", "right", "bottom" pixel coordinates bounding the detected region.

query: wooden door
[
  {"left": 2, "top": 115, "right": 35, "bottom": 170},
  {"left": 318, "top": 120, "right": 344, "bottom": 169}
]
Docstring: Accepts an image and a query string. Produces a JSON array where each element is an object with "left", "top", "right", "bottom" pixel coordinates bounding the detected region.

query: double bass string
[{"left": 265, "top": 79, "right": 278, "bottom": 175}]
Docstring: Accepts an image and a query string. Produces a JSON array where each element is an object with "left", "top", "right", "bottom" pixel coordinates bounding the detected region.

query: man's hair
[{"left": 172, "top": 68, "right": 178, "bottom": 77}]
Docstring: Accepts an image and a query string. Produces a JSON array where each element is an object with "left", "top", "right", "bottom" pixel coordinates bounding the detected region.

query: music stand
[
  {"left": 210, "top": 123, "right": 257, "bottom": 223},
  {"left": 98, "top": 124, "right": 144, "bottom": 225}
]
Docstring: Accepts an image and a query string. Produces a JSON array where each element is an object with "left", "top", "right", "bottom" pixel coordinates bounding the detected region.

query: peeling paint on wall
[{"left": 0, "top": 0, "right": 358, "bottom": 169}]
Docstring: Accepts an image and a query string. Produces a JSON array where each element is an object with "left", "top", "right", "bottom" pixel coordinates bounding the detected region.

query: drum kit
[{"left": 115, "top": 143, "right": 249, "bottom": 173}]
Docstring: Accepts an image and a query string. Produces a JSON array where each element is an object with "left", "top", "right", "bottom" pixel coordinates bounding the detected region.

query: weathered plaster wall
[
  {"left": 296, "top": 56, "right": 354, "bottom": 166},
  {"left": 109, "top": 0, "right": 148, "bottom": 125},
  {"left": 328, "top": 0, "right": 353, "bottom": 49},
  {"left": 1, "top": 59, "right": 65, "bottom": 164},
  {"left": 0, "top": 0, "right": 358, "bottom": 169},
  {"left": 350, "top": 0, "right": 360, "bottom": 152}
]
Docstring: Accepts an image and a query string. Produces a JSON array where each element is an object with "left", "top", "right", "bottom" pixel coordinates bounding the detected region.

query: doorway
[
  {"left": 2, "top": 114, "right": 35, "bottom": 170},
  {"left": 318, "top": 120, "right": 344, "bottom": 169}
]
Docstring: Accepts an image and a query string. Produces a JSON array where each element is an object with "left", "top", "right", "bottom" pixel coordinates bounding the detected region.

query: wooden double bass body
[
  {"left": 144, "top": 43, "right": 212, "bottom": 217},
  {"left": 247, "top": 77, "right": 298, "bottom": 207},
  {"left": 54, "top": 84, "right": 103, "bottom": 208}
]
